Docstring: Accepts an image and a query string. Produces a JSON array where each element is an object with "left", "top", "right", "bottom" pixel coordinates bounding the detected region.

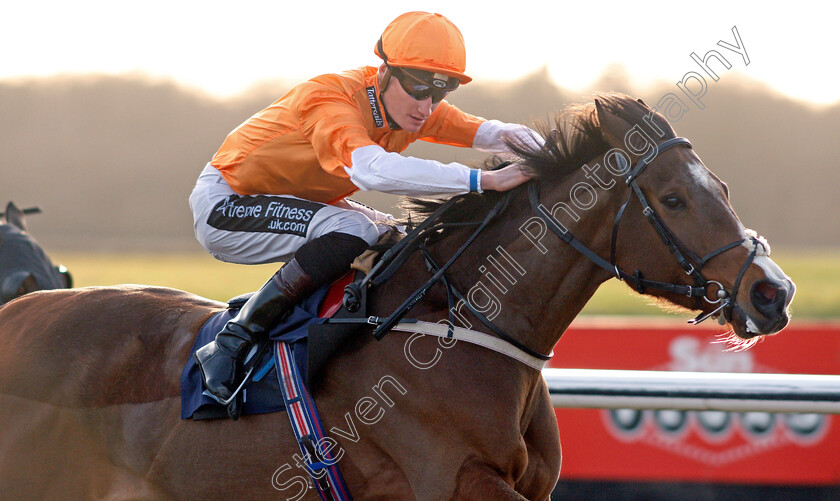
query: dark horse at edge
[
  {"left": 0, "top": 202, "right": 71, "bottom": 305},
  {"left": 0, "top": 94, "right": 794, "bottom": 500}
]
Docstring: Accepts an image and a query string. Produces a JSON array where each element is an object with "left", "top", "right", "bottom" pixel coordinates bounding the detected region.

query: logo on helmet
[{"left": 431, "top": 73, "right": 452, "bottom": 89}]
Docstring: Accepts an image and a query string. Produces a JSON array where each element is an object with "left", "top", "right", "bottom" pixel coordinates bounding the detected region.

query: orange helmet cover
[{"left": 374, "top": 11, "right": 472, "bottom": 84}]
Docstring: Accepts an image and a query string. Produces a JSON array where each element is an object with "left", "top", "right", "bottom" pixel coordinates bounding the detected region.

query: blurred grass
[
  {"left": 51, "top": 250, "right": 838, "bottom": 318},
  {"left": 51, "top": 252, "right": 281, "bottom": 303}
]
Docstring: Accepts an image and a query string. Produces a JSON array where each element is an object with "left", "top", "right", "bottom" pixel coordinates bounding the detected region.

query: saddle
[{"left": 180, "top": 230, "right": 401, "bottom": 421}]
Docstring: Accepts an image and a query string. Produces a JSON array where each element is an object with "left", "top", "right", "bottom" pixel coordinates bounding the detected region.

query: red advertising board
[{"left": 548, "top": 318, "right": 840, "bottom": 485}]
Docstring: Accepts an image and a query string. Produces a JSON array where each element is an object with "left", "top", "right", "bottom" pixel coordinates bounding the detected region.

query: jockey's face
[{"left": 379, "top": 64, "right": 445, "bottom": 133}]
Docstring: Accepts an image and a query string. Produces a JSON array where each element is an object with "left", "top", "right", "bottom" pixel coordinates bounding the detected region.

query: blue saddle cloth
[{"left": 180, "top": 284, "right": 330, "bottom": 420}]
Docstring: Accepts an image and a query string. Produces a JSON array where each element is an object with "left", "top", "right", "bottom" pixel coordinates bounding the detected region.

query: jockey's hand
[{"left": 480, "top": 163, "right": 534, "bottom": 192}]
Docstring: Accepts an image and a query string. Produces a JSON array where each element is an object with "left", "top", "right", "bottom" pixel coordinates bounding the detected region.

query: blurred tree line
[{"left": 2, "top": 65, "right": 837, "bottom": 251}]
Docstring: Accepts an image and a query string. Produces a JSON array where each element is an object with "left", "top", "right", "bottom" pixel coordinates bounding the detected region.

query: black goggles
[{"left": 391, "top": 67, "right": 459, "bottom": 104}]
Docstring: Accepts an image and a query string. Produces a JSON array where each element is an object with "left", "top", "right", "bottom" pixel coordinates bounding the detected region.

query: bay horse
[
  {"left": 0, "top": 94, "right": 794, "bottom": 500},
  {"left": 0, "top": 201, "right": 71, "bottom": 305}
]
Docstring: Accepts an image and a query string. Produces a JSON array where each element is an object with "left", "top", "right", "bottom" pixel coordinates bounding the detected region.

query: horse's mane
[{"left": 400, "top": 92, "right": 668, "bottom": 226}]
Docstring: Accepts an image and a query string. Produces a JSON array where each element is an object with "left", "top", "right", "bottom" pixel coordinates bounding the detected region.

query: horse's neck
[
  {"left": 371, "top": 157, "right": 624, "bottom": 359},
  {"left": 475, "top": 171, "right": 622, "bottom": 355}
]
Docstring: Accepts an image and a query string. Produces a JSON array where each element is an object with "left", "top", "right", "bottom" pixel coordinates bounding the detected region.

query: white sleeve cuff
[{"left": 346, "top": 144, "right": 482, "bottom": 196}]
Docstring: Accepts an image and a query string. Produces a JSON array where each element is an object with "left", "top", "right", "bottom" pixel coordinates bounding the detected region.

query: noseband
[{"left": 528, "top": 136, "right": 765, "bottom": 325}]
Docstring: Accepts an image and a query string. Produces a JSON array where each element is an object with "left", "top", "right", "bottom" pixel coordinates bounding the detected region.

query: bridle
[
  {"left": 528, "top": 136, "right": 766, "bottom": 325},
  {"left": 340, "top": 135, "right": 766, "bottom": 367}
]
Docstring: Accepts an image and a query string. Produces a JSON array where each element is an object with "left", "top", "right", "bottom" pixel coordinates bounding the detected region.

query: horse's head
[
  {"left": 0, "top": 202, "right": 72, "bottom": 305},
  {"left": 591, "top": 94, "right": 794, "bottom": 345},
  {"left": 399, "top": 93, "right": 794, "bottom": 352}
]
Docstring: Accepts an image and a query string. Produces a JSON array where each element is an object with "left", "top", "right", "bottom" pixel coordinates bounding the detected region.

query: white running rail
[{"left": 543, "top": 369, "right": 840, "bottom": 414}]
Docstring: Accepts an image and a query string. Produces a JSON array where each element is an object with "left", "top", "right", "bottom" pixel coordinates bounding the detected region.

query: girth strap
[{"left": 275, "top": 342, "right": 352, "bottom": 500}]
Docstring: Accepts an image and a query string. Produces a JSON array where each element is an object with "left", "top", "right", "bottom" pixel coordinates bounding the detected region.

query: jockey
[{"left": 189, "top": 11, "right": 541, "bottom": 403}]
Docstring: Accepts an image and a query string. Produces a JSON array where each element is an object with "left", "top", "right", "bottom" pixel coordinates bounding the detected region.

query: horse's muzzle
[
  {"left": 751, "top": 279, "right": 792, "bottom": 319},
  {"left": 734, "top": 278, "right": 795, "bottom": 338}
]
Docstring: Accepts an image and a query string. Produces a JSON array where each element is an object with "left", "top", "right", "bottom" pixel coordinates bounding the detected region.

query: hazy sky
[{"left": 3, "top": 1, "right": 836, "bottom": 105}]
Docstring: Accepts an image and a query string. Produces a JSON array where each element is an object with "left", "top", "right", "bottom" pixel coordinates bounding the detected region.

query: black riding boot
[{"left": 194, "top": 258, "right": 317, "bottom": 402}]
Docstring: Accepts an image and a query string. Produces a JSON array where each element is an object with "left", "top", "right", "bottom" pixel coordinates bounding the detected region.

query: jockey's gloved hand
[{"left": 472, "top": 120, "right": 545, "bottom": 154}]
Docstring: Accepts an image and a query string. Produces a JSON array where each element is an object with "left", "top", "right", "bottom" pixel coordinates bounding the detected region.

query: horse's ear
[
  {"left": 596, "top": 97, "right": 666, "bottom": 162},
  {"left": 1, "top": 271, "right": 39, "bottom": 303},
  {"left": 637, "top": 98, "right": 648, "bottom": 107},
  {"left": 595, "top": 98, "right": 634, "bottom": 151},
  {"left": 4, "top": 202, "right": 27, "bottom": 232}
]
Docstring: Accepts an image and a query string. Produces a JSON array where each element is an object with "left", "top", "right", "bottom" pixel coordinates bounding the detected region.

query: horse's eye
[{"left": 661, "top": 195, "right": 685, "bottom": 209}]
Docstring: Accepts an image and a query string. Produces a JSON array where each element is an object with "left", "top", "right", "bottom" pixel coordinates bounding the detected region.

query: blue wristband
[{"left": 469, "top": 169, "right": 479, "bottom": 192}]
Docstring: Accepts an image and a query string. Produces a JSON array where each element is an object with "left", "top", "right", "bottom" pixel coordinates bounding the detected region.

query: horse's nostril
[
  {"left": 750, "top": 279, "right": 787, "bottom": 317},
  {"left": 755, "top": 281, "right": 777, "bottom": 304}
]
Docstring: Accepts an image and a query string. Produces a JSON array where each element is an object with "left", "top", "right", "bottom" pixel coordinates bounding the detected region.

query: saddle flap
[{"left": 307, "top": 270, "right": 370, "bottom": 387}]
